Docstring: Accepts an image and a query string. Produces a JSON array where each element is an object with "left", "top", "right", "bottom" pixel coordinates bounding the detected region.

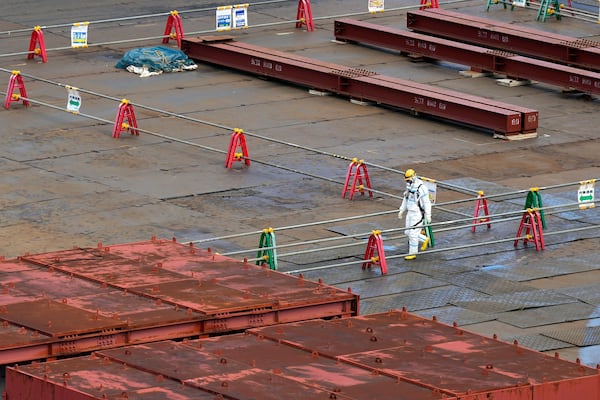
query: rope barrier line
[
  {"left": 0, "top": 69, "right": 476, "bottom": 202},
  {"left": 2, "top": 73, "right": 597, "bottom": 237},
  {"left": 2, "top": 89, "right": 596, "bottom": 249},
  {"left": 0, "top": 0, "right": 291, "bottom": 36},
  {"left": 224, "top": 202, "right": 597, "bottom": 260},
  {"left": 283, "top": 224, "right": 600, "bottom": 275},
  {"left": 5, "top": 69, "right": 596, "bottom": 207},
  {"left": 0, "top": 94, "right": 228, "bottom": 155},
  {"left": 0, "top": 92, "right": 365, "bottom": 205},
  {"left": 0, "top": 69, "right": 396, "bottom": 186}
]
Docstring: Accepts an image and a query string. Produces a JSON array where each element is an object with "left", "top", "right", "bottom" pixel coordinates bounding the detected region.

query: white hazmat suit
[{"left": 398, "top": 170, "right": 432, "bottom": 260}]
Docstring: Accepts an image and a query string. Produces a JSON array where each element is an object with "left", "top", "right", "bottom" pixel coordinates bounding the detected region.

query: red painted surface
[
  {"left": 334, "top": 19, "right": 600, "bottom": 96},
  {"left": 407, "top": 9, "right": 600, "bottom": 72},
  {"left": 181, "top": 37, "right": 538, "bottom": 137},
  {"left": 0, "top": 238, "right": 358, "bottom": 365},
  {"left": 6, "top": 311, "right": 599, "bottom": 399}
]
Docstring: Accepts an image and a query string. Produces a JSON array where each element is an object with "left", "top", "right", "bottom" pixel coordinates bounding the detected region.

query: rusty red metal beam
[
  {"left": 407, "top": 9, "right": 600, "bottom": 72},
  {"left": 181, "top": 36, "right": 538, "bottom": 138},
  {"left": 334, "top": 18, "right": 600, "bottom": 95},
  {"left": 6, "top": 311, "right": 600, "bottom": 399},
  {"left": 0, "top": 238, "right": 358, "bottom": 365}
]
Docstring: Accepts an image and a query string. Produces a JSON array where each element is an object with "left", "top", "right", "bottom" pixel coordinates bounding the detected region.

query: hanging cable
[
  {"left": 284, "top": 223, "right": 600, "bottom": 275},
  {"left": 226, "top": 201, "right": 598, "bottom": 262}
]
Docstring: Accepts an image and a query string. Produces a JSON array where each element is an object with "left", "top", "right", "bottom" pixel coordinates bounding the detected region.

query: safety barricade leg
[
  {"left": 4, "top": 71, "right": 30, "bottom": 109},
  {"left": 28, "top": 26, "right": 48, "bottom": 63},
  {"left": 225, "top": 128, "right": 251, "bottom": 169},
  {"left": 472, "top": 191, "right": 492, "bottom": 233},
  {"left": 296, "top": 0, "right": 315, "bottom": 31},
  {"left": 514, "top": 209, "right": 544, "bottom": 251},
  {"left": 112, "top": 99, "right": 140, "bottom": 139},
  {"left": 162, "top": 10, "right": 185, "bottom": 48},
  {"left": 342, "top": 159, "right": 373, "bottom": 200},
  {"left": 362, "top": 230, "right": 387, "bottom": 275},
  {"left": 256, "top": 228, "right": 277, "bottom": 270},
  {"left": 524, "top": 188, "right": 546, "bottom": 228}
]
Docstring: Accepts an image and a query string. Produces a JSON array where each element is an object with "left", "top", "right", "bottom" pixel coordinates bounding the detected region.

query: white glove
[
  {"left": 426, "top": 215, "right": 432, "bottom": 224},
  {"left": 398, "top": 211, "right": 404, "bottom": 219}
]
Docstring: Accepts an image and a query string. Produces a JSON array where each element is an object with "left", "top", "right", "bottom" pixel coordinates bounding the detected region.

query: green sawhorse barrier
[
  {"left": 524, "top": 188, "right": 547, "bottom": 228},
  {"left": 422, "top": 223, "right": 435, "bottom": 250},
  {"left": 536, "top": 0, "right": 562, "bottom": 21},
  {"left": 256, "top": 228, "right": 278, "bottom": 270}
]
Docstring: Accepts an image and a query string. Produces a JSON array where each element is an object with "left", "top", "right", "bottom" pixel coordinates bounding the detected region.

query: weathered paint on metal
[
  {"left": 406, "top": 9, "right": 600, "bottom": 72},
  {"left": 6, "top": 311, "right": 599, "bottom": 399},
  {"left": 181, "top": 37, "right": 537, "bottom": 137},
  {"left": 334, "top": 18, "right": 600, "bottom": 96},
  {"left": 0, "top": 238, "right": 358, "bottom": 365}
]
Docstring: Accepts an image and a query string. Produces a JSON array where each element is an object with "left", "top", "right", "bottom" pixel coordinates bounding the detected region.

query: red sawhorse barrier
[
  {"left": 296, "top": 0, "right": 315, "bottom": 31},
  {"left": 162, "top": 10, "right": 185, "bottom": 48},
  {"left": 225, "top": 128, "right": 251, "bottom": 169},
  {"left": 514, "top": 208, "right": 545, "bottom": 251},
  {"left": 4, "top": 71, "right": 30, "bottom": 109},
  {"left": 28, "top": 26, "right": 48, "bottom": 63},
  {"left": 342, "top": 158, "right": 373, "bottom": 200},
  {"left": 112, "top": 99, "right": 139, "bottom": 138},
  {"left": 362, "top": 230, "right": 388, "bottom": 275},
  {"left": 472, "top": 190, "right": 492, "bottom": 232}
]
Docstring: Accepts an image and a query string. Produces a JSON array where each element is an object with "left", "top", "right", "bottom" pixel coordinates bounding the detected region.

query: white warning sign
[
  {"left": 578, "top": 180, "right": 595, "bottom": 209},
  {"left": 71, "top": 23, "right": 89, "bottom": 48},
  {"left": 368, "top": 0, "right": 385, "bottom": 12},
  {"left": 421, "top": 177, "right": 437, "bottom": 204},
  {"left": 66, "top": 88, "right": 81, "bottom": 113}
]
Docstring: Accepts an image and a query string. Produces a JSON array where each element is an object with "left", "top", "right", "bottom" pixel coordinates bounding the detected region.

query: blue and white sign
[
  {"left": 233, "top": 4, "right": 249, "bottom": 29},
  {"left": 216, "top": 6, "right": 233, "bottom": 31},
  {"left": 71, "top": 23, "right": 89, "bottom": 48}
]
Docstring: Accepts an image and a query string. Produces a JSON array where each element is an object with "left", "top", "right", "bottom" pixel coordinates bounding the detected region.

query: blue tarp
[{"left": 115, "top": 46, "right": 197, "bottom": 73}]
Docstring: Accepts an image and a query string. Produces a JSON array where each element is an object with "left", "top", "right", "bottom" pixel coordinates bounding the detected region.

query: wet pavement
[{"left": 1, "top": 0, "right": 599, "bottom": 378}]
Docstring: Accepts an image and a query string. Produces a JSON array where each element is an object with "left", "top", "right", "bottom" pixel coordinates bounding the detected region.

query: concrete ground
[{"left": 1, "top": 0, "right": 599, "bottom": 377}]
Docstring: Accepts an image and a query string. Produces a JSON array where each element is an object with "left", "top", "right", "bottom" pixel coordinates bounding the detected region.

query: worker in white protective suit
[{"left": 398, "top": 169, "right": 432, "bottom": 260}]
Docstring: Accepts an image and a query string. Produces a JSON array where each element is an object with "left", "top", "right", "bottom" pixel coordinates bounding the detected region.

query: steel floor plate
[
  {"left": 282, "top": 257, "right": 390, "bottom": 284},
  {"left": 542, "top": 326, "right": 600, "bottom": 347},
  {"left": 346, "top": 271, "right": 447, "bottom": 298},
  {"left": 441, "top": 178, "right": 518, "bottom": 197},
  {"left": 556, "top": 284, "right": 600, "bottom": 305},
  {"left": 327, "top": 221, "right": 391, "bottom": 239},
  {"left": 437, "top": 271, "right": 536, "bottom": 295},
  {"left": 279, "top": 245, "right": 366, "bottom": 265},
  {"left": 451, "top": 289, "right": 577, "bottom": 314},
  {"left": 481, "top": 261, "right": 599, "bottom": 282},
  {"left": 497, "top": 302, "right": 600, "bottom": 328},
  {"left": 359, "top": 285, "right": 481, "bottom": 314},
  {"left": 414, "top": 306, "right": 497, "bottom": 326},
  {"left": 505, "top": 334, "right": 573, "bottom": 352}
]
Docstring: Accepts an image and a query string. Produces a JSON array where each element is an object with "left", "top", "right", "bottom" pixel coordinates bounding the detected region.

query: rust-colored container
[
  {"left": 6, "top": 311, "right": 599, "bottom": 399},
  {"left": 0, "top": 238, "right": 358, "bottom": 366}
]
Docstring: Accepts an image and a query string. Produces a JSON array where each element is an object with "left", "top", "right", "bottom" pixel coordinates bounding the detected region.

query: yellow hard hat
[{"left": 404, "top": 169, "right": 415, "bottom": 181}]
